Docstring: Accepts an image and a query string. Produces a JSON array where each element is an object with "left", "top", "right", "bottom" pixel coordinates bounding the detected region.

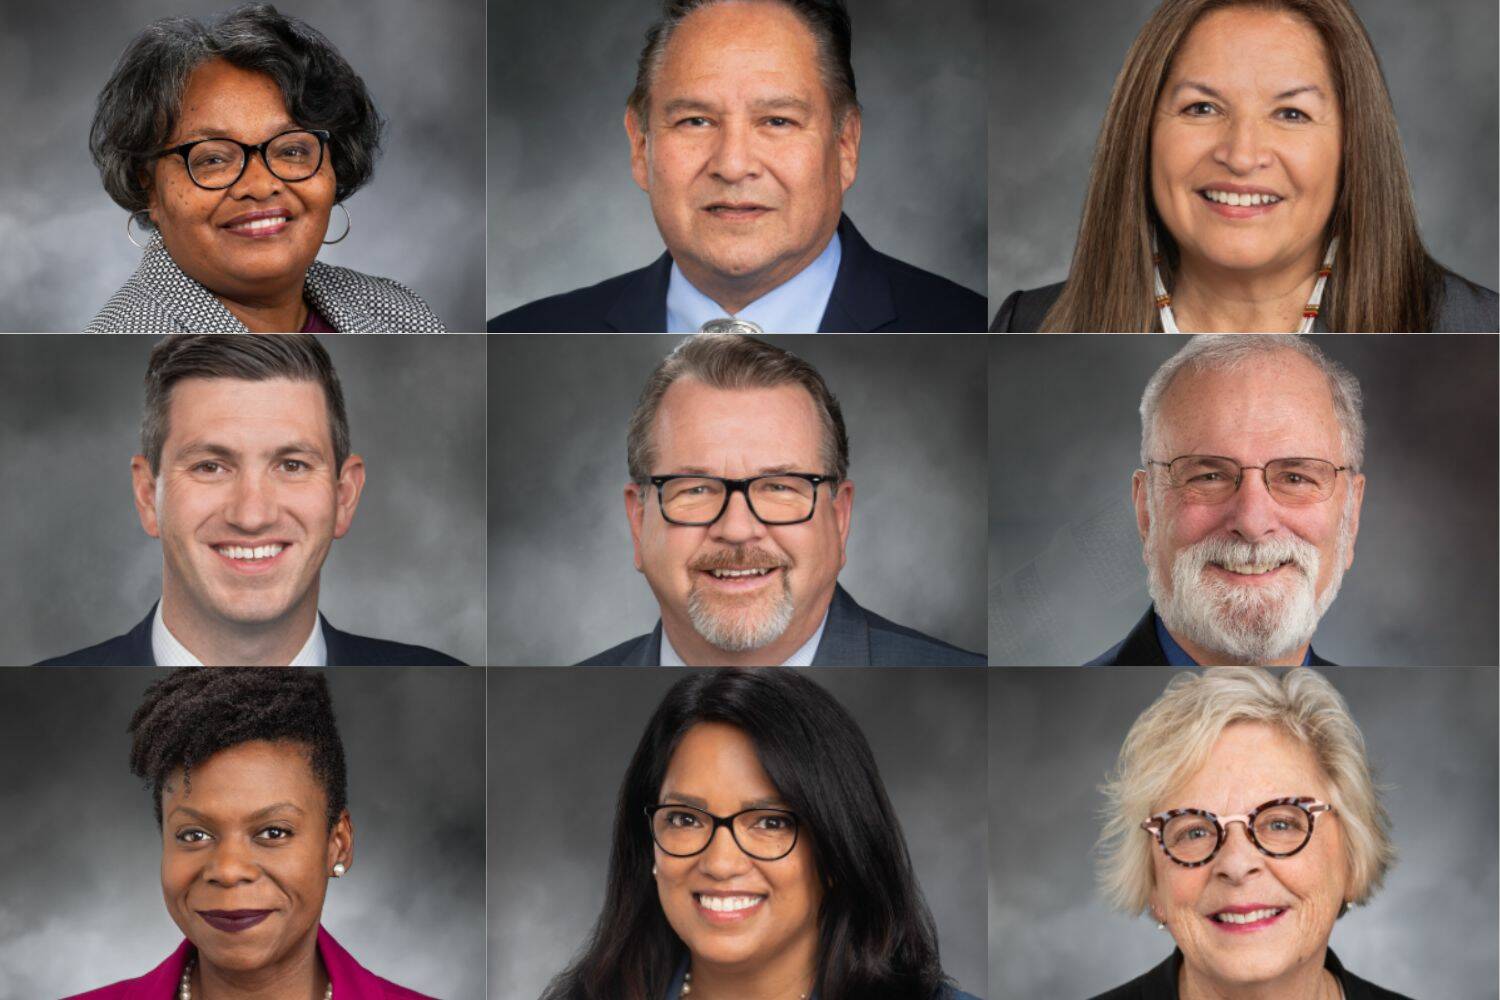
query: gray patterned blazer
[{"left": 86, "top": 234, "right": 445, "bottom": 332}]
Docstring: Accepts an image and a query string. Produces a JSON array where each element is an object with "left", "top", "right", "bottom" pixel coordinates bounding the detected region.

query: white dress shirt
[
  {"left": 666, "top": 232, "right": 842, "bottom": 334},
  {"left": 659, "top": 608, "right": 829, "bottom": 667},
  {"left": 152, "top": 600, "right": 327, "bottom": 667}
]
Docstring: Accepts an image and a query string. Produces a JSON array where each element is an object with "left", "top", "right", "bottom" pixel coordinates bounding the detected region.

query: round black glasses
[{"left": 156, "top": 129, "right": 330, "bottom": 190}]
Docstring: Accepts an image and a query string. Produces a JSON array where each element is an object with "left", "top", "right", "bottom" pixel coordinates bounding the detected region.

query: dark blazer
[
  {"left": 991, "top": 272, "right": 1499, "bottom": 332},
  {"left": 1088, "top": 947, "right": 1412, "bottom": 1000},
  {"left": 664, "top": 958, "right": 982, "bottom": 1000},
  {"left": 578, "top": 583, "right": 983, "bottom": 666},
  {"left": 489, "top": 215, "right": 987, "bottom": 332},
  {"left": 35, "top": 604, "right": 465, "bottom": 666},
  {"left": 1086, "top": 606, "right": 1333, "bottom": 667}
]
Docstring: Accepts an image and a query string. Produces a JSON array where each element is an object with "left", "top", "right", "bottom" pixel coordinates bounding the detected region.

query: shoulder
[
  {"left": 858, "top": 604, "right": 985, "bottom": 666},
  {"left": 488, "top": 263, "right": 661, "bottom": 332},
  {"left": 323, "top": 621, "right": 465, "bottom": 666},
  {"left": 864, "top": 246, "right": 988, "bottom": 332},
  {"left": 991, "top": 282, "right": 1065, "bottom": 332},
  {"left": 1084, "top": 952, "right": 1177, "bottom": 1000},
  {"left": 375, "top": 979, "right": 439, "bottom": 1000},
  {"left": 1327, "top": 947, "right": 1415, "bottom": 1000},
  {"left": 940, "top": 987, "right": 983, "bottom": 1000},
  {"left": 86, "top": 280, "right": 189, "bottom": 333},
  {"left": 1085, "top": 607, "right": 1166, "bottom": 666},
  {"left": 305, "top": 262, "right": 445, "bottom": 332},
  {"left": 576, "top": 632, "right": 655, "bottom": 666},
  {"left": 37, "top": 609, "right": 155, "bottom": 666},
  {"left": 1433, "top": 271, "right": 1499, "bottom": 331}
]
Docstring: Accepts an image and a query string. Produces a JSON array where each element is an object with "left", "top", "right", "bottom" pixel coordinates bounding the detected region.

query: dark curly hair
[
  {"left": 90, "top": 3, "right": 385, "bottom": 221},
  {"left": 128, "top": 667, "right": 348, "bottom": 828}
]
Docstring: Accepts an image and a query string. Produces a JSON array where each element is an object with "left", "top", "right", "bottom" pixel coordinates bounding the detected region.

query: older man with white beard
[{"left": 1088, "top": 335, "right": 1365, "bottom": 666}]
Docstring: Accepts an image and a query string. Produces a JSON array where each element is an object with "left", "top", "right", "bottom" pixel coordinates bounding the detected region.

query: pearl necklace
[
  {"left": 1153, "top": 236, "right": 1338, "bottom": 334},
  {"left": 680, "top": 971, "right": 808, "bottom": 999},
  {"left": 179, "top": 958, "right": 332, "bottom": 1000}
]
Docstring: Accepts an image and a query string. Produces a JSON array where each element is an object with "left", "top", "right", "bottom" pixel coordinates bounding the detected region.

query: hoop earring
[
  {"left": 126, "top": 210, "right": 154, "bottom": 250},
  {"left": 323, "top": 202, "right": 351, "bottom": 245}
]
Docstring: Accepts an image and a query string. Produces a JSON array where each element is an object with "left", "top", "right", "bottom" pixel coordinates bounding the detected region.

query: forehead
[
  {"left": 1166, "top": 721, "right": 1331, "bottom": 812},
  {"left": 173, "top": 58, "right": 293, "bottom": 141},
  {"left": 1167, "top": 6, "right": 1334, "bottom": 97},
  {"left": 164, "top": 739, "right": 325, "bottom": 813},
  {"left": 662, "top": 721, "right": 779, "bottom": 803},
  {"left": 1155, "top": 352, "right": 1343, "bottom": 462},
  {"left": 653, "top": 1, "right": 825, "bottom": 102},
  {"left": 163, "top": 376, "right": 332, "bottom": 451},
  {"left": 653, "top": 378, "right": 825, "bottom": 470}
]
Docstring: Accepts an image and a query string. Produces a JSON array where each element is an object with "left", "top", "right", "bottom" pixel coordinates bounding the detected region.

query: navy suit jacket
[
  {"left": 578, "top": 584, "right": 983, "bottom": 666},
  {"left": 1086, "top": 606, "right": 1333, "bottom": 667},
  {"left": 489, "top": 215, "right": 986, "bottom": 332},
  {"left": 36, "top": 605, "right": 465, "bottom": 666}
]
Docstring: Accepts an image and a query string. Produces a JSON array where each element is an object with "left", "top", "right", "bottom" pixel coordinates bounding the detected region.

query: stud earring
[
  {"left": 332, "top": 863, "right": 347, "bottom": 877},
  {"left": 651, "top": 864, "right": 657, "bottom": 877}
]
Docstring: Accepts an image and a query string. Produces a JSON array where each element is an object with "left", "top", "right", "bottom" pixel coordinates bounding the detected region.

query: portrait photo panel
[
  {"left": 988, "top": 334, "right": 1498, "bottom": 666},
  {"left": 988, "top": 666, "right": 1498, "bottom": 999},
  {"left": 0, "top": 665, "right": 485, "bottom": 998},
  {"left": 487, "top": 333, "right": 987, "bottom": 666}
]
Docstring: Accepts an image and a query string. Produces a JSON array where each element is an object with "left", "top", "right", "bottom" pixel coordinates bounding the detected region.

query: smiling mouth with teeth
[
  {"left": 1201, "top": 189, "right": 1283, "bottom": 207},
  {"left": 709, "top": 567, "right": 774, "bottom": 579},
  {"left": 1211, "top": 559, "right": 1293, "bottom": 576},
  {"left": 227, "top": 216, "right": 289, "bottom": 233},
  {"left": 216, "top": 543, "right": 286, "bottom": 561},
  {"left": 696, "top": 893, "right": 765, "bottom": 912},
  {"left": 1212, "top": 906, "right": 1286, "bottom": 925}
]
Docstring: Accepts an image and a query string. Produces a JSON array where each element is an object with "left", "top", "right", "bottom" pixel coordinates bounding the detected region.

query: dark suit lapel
[
  {"left": 810, "top": 585, "right": 872, "bottom": 665},
  {"left": 129, "top": 605, "right": 159, "bottom": 666},
  {"left": 321, "top": 614, "right": 353, "bottom": 667},
  {"left": 623, "top": 623, "right": 664, "bottom": 666},
  {"left": 605, "top": 252, "right": 674, "bottom": 332},
  {"left": 1113, "top": 606, "right": 1171, "bottom": 666},
  {"left": 819, "top": 215, "right": 895, "bottom": 333}
]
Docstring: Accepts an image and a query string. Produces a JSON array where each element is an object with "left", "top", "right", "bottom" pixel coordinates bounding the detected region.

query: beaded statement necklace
[
  {"left": 1153, "top": 236, "right": 1338, "bottom": 334},
  {"left": 179, "top": 958, "right": 332, "bottom": 1000},
  {"left": 680, "top": 970, "right": 808, "bottom": 999}
]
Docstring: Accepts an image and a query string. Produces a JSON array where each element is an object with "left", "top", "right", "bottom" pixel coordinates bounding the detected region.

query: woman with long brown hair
[{"left": 993, "top": 0, "right": 1497, "bottom": 333}]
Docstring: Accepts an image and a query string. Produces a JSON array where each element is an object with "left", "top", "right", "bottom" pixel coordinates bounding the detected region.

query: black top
[
  {"left": 1085, "top": 606, "right": 1334, "bottom": 667},
  {"left": 35, "top": 604, "right": 465, "bottom": 666},
  {"left": 1089, "top": 947, "right": 1413, "bottom": 1000},
  {"left": 990, "top": 272, "right": 1499, "bottom": 332},
  {"left": 489, "top": 214, "right": 987, "bottom": 332}
]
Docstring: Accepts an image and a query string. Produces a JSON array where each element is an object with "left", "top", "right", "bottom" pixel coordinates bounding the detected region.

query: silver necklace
[
  {"left": 179, "top": 958, "right": 332, "bottom": 1000},
  {"left": 680, "top": 970, "right": 808, "bottom": 999},
  {"left": 1153, "top": 236, "right": 1338, "bottom": 334}
]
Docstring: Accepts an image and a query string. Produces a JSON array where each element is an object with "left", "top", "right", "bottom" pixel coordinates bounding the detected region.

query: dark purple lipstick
[{"left": 197, "top": 909, "right": 272, "bottom": 933}]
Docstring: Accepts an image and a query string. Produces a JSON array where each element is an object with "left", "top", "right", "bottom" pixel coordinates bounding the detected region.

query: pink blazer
[{"left": 63, "top": 925, "right": 437, "bottom": 1000}]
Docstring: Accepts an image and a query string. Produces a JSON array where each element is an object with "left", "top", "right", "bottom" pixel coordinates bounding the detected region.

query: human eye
[
  {"left": 755, "top": 813, "right": 793, "bottom": 830},
  {"left": 191, "top": 460, "right": 225, "bottom": 475},
  {"left": 664, "top": 809, "right": 703, "bottom": 828},
  {"left": 175, "top": 828, "right": 211, "bottom": 845},
  {"left": 1182, "top": 100, "right": 1219, "bottom": 117},
  {"left": 676, "top": 116, "right": 713, "bottom": 128},
  {"left": 256, "top": 825, "right": 295, "bottom": 842},
  {"left": 280, "top": 458, "right": 310, "bottom": 473},
  {"left": 763, "top": 116, "right": 796, "bottom": 128},
  {"left": 1275, "top": 106, "right": 1312, "bottom": 123}
]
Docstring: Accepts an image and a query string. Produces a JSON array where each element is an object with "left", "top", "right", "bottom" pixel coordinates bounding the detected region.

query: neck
[
  {"left": 1167, "top": 625, "right": 1309, "bottom": 668},
  {"left": 216, "top": 284, "right": 310, "bottom": 333},
  {"left": 194, "top": 935, "right": 325, "bottom": 1000},
  {"left": 160, "top": 578, "right": 319, "bottom": 666},
  {"left": 675, "top": 228, "right": 836, "bottom": 315},
  {"left": 1170, "top": 253, "right": 1320, "bottom": 333},
  {"left": 1179, "top": 950, "right": 1336, "bottom": 1000},
  {"left": 687, "top": 943, "right": 817, "bottom": 1000}
]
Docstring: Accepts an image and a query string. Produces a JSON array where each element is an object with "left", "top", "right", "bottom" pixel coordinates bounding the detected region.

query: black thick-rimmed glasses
[
  {"left": 156, "top": 129, "right": 331, "bottom": 190},
  {"left": 1142, "top": 796, "right": 1337, "bottom": 867},
  {"left": 646, "top": 803, "right": 801, "bottom": 861},
  {"left": 648, "top": 473, "right": 833, "bottom": 526},
  {"left": 1145, "top": 455, "right": 1349, "bottom": 506}
]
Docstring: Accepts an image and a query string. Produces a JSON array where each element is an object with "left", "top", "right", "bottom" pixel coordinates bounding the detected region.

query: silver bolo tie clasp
[{"left": 699, "top": 317, "right": 765, "bottom": 335}]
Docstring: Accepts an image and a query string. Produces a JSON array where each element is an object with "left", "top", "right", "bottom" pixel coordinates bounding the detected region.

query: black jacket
[
  {"left": 1089, "top": 948, "right": 1413, "bottom": 1000},
  {"left": 490, "top": 215, "right": 986, "bottom": 332},
  {"left": 1086, "top": 606, "right": 1334, "bottom": 667}
]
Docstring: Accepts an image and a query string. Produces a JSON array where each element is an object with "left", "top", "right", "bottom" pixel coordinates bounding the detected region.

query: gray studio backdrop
[
  {"left": 489, "top": 668, "right": 988, "bottom": 1000},
  {"left": 988, "top": 335, "right": 1498, "bottom": 666},
  {"left": 988, "top": 667, "right": 1499, "bottom": 1000},
  {"left": 0, "top": 0, "right": 484, "bottom": 332},
  {"left": 0, "top": 667, "right": 485, "bottom": 998},
  {"left": 488, "top": 334, "right": 987, "bottom": 665},
  {"left": 0, "top": 335, "right": 486, "bottom": 666},
  {"left": 987, "top": 0, "right": 1500, "bottom": 304},
  {"left": 487, "top": 0, "right": 987, "bottom": 318}
]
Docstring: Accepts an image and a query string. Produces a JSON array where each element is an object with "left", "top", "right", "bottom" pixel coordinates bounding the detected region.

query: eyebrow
[
  {"left": 174, "top": 121, "right": 302, "bottom": 144},
  {"left": 662, "top": 465, "right": 805, "bottom": 477},
  {"left": 1169, "top": 80, "right": 1327, "bottom": 102},
  {"left": 659, "top": 793, "right": 789, "bottom": 811},
  {"left": 659, "top": 96, "right": 815, "bottom": 118},
  {"left": 175, "top": 440, "right": 327, "bottom": 462},
  {"left": 167, "top": 801, "right": 307, "bottom": 823}
]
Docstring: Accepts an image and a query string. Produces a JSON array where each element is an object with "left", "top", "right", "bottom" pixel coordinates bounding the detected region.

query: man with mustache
[
  {"left": 581, "top": 334, "right": 983, "bottom": 665},
  {"left": 487, "top": 0, "right": 985, "bottom": 333},
  {"left": 1090, "top": 335, "right": 1365, "bottom": 666}
]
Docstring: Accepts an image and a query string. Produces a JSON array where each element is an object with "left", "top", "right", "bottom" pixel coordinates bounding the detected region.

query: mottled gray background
[
  {"left": 0, "top": 0, "right": 485, "bottom": 332},
  {"left": 489, "top": 667, "right": 987, "bottom": 1000},
  {"left": 988, "top": 0, "right": 1500, "bottom": 304},
  {"left": 487, "top": 0, "right": 987, "bottom": 318},
  {"left": 1, "top": 335, "right": 486, "bottom": 667},
  {"left": 988, "top": 335, "right": 1498, "bottom": 666},
  {"left": 0, "top": 666, "right": 485, "bottom": 999},
  {"left": 488, "top": 335, "right": 987, "bottom": 665},
  {"left": 988, "top": 667, "right": 1498, "bottom": 999}
]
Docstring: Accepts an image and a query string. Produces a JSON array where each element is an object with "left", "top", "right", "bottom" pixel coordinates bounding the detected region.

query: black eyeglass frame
[
  {"left": 647, "top": 473, "right": 834, "bottom": 526},
  {"left": 155, "top": 128, "right": 331, "bottom": 190},
  {"left": 644, "top": 803, "right": 801, "bottom": 861},
  {"left": 1141, "top": 796, "right": 1336, "bottom": 868},
  {"left": 1144, "top": 455, "right": 1350, "bottom": 505}
]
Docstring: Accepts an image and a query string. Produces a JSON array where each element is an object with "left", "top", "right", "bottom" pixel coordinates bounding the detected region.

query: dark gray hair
[
  {"left": 627, "top": 335, "right": 850, "bottom": 484},
  {"left": 1140, "top": 335, "right": 1366, "bottom": 472},
  {"left": 91, "top": 3, "right": 384, "bottom": 222},
  {"left": 142, "top": 334, "right": 351, "bottom": 476},
  {"left": 625, "top": 0, "right": 860, "bottom": 128}
]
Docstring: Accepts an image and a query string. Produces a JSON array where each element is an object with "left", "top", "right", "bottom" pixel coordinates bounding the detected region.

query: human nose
[
  {"left": 1212, "top": 116, "right": 1272, "bottom": 175},
  {"left": 708, "top": 119, "right": 761, "bottom": 184},
  {"left": 1221, "top": 468, "right": 1281, "bottom": 541},
  {"left": 697, "top": 822, "right": 754, "bottom": 878},
  {"left": 224, "top": 470, "right": 278, "bottom": 532},
  {"left": 707, "top": 487, "right": 769, "bottom": 545},
  {"left": 1210, "top": 819, "right": 1264, "bottom": 881},
  {"left": 203, "top": 837, "right": 259, "bottom": 887},
  {"left": 227, "top": 146, "right": 284, "bottom": 198}
]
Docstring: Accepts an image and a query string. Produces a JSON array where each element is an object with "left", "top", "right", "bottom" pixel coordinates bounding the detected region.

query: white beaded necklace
[
  {"left": 1153, "top": 236, "right": 1338, "bottom": 334},
  {"left": 680, "top": 970, "right": 808, "bottom": 999},
  {"left": 179, "top": 958, "right": 332, "bottom": 1000}
]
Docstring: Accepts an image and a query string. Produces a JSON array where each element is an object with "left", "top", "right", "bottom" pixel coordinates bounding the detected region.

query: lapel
[
  {"left": 1115, "top": 606, "right": 1171, "bottom": 666},
  {"left": 303, "top": 262, "right": 363, "bottom": 332},
  {"left": 810, "top": 584, "right": 872, "bottom": 665},
  {"left": 818, "top": 215, "right": 896, "bottom": 333},
  {"left": 133, "top": 235, "right": 249, "bottom": 332},
  {"left": 127, "top": 604, "right": 160, "bottom": 666},
  {"left": 605, "top": 253, "right": 674, "bottom": 331},
  {"left": 631, "top": 623, "right": 665, "bottom": 666}
]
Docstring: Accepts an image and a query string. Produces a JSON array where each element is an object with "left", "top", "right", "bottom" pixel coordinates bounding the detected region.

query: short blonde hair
[{"left": 1098, "top": 667, "right": 1393, "bottom": 915}]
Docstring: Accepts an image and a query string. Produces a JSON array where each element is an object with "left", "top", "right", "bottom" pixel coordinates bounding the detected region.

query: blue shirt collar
[
  {"left": 666, "top": 231, "right": 841, "bottom": 333},
  {"left": 1153, "top": 611, "right": 1312, "bottom": 666}
]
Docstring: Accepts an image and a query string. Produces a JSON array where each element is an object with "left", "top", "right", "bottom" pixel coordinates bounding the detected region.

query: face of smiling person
[
  {"left": 1133, "top": 351, "right": 1363, "bottom": 665},
  {"left": 654, "top": 722, "right": 823, "bottom": 978},
  {"left": 625, "top": 1, "right": 860, "bottom": 312},
  {"left": 162, "top": 740, "right": 351, "bottom": 976},
  {"left": 131, "top": 377, "right": 365, "bottom": 651},
  {"left": 147, "top": 59, "right": 336, "bottom": 307},
  {"left": 1149, "top": 722, "right": 1349, "bottom": 994},
  {"left": 1151, "top": 7, "right": 1341, "bottom": 281},
  {"left": 625, "top": 378, "right": 853, "bottom": 666}
]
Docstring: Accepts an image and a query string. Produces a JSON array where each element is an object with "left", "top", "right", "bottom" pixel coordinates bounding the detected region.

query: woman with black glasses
[
  {"left": 86, "top": 3, "right": 443, "bottom": 332},
  {"left": 541, "top": 668, "right": 980, "bottom": 1000}
]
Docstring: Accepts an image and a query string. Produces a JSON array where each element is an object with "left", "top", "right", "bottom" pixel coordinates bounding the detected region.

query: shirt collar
[
  {"left": 666, "top": 231, "right": 841, "bottom": 334},
  {"left": 152, "top": 600, "right": 327, "bottom": 667},
  {"left": 1153, "top": 611, "right": 1313, "bottom": 667},
  {"left": 659, "top": 607, "right": 830, "bottom": 667}
]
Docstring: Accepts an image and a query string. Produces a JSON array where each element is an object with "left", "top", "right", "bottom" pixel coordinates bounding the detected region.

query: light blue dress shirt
[
  {"left": 659, "top": 609, "right": 829, "bottom": 667},
  {"left": 666, "top": 232, "right": 842, "bottom": 334}
]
